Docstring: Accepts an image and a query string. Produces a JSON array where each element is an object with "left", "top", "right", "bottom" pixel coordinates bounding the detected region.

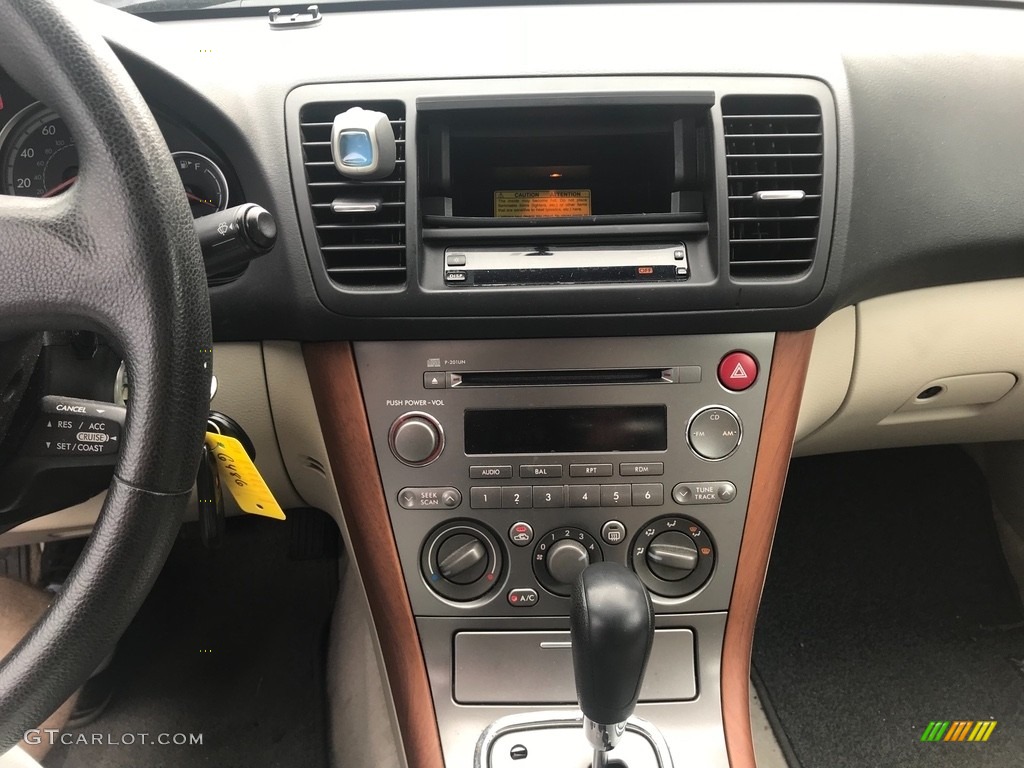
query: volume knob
[{"left": 389, "top": 412, "right": 444, "bottom": 466}]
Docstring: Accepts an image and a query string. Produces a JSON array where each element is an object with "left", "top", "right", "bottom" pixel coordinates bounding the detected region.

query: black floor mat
[
  {"left": 44, "top": 512, "right": 338, "bottom": 768},
  {"left": 753, "top": 447, "right": 1024, "bottom": 768}
]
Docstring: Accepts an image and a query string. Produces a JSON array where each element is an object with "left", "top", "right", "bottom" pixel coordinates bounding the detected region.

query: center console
[
  {"left": 297, "top": 72, "right": 833, "bottom": 768},
  {"left": 356, "top": 333, "right": 773, "bottom": 767}
]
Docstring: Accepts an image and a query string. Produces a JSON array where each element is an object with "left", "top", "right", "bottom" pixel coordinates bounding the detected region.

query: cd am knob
[{"left": 389, "top": 412, "right": 444, "bottom": 466}]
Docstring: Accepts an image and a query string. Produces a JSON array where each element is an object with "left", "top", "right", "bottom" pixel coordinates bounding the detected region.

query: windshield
[{"left": 95, "top": 0, "right": 282, "bottom": 13}]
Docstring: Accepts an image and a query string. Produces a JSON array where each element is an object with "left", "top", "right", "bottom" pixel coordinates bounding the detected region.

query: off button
[{"left": 688, "top": 407, "right": 742, "bottom": 461}]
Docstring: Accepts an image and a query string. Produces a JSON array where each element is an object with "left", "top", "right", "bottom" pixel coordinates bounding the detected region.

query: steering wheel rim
[{"left": 0, "top": 0, "right": 211, "bottom": 750}]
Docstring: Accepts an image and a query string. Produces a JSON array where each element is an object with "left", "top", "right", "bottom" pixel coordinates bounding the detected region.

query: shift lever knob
[{"left": 570, "top": 562, "right": 655, "bottom": 735}]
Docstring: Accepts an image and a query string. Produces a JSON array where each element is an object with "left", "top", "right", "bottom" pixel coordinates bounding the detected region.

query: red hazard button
[{"left": 718, "top": 351, "right": 758, "bottom": 392}]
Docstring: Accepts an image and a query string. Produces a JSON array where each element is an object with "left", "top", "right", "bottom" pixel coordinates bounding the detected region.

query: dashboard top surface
[{"left": 5, "top": 1, "right": 1024, "bottom": 341}]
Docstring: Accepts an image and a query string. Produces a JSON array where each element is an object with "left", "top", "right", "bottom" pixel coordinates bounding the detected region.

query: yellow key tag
[{"left": 204, "top": 433, "right": 285, "bottom": 520}]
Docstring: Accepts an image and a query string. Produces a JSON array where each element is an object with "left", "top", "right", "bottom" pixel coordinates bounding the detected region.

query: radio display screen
[{"left": 464, "top": 406, "right": 667, "bottom": 455}]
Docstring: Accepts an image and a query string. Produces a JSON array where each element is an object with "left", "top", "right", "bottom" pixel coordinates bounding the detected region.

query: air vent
[
  {"left": 723, "top": 95, "right": 823, "bottom": 279},
  {"left": 299, "top": 101, "right": 406, "bottom": 288}
]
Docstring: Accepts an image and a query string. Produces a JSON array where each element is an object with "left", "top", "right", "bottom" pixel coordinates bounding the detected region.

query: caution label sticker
[{"left": 494, "top": 189, "right": 592, "bottom": 218}]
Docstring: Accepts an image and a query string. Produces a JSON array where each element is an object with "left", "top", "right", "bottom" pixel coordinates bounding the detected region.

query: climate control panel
[{"left": 355, "top": 334, "right": 773, "bottom": 617}]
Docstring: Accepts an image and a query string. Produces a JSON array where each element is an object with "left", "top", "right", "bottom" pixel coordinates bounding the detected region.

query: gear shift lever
[{"left": 570, "top": 562, "right": 655, "bottom": 768}]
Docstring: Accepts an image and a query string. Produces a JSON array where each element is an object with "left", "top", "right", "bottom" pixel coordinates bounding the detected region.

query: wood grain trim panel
[
  {"left": 722, "top": 330, "right": 815, "bottom": 768},
  {"left": 304, "top": 343, "right": 445, "bottom": 768}
]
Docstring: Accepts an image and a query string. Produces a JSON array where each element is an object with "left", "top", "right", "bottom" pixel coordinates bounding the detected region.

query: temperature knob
[
  {"left": 389, "top": 412, "right": 444, "bottom": 466},
  {"left": 421, "top": 522, "right": 503, "bottom": 602}
]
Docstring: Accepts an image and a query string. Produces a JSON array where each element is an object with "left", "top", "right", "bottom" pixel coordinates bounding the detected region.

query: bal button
[{"left": 718, "top": 351, "right": 758, "bottom": 392}]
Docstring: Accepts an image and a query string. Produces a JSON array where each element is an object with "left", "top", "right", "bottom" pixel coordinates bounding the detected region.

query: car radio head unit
[{"left": 355, "top": 334, "right": 774, "bottom": 618}]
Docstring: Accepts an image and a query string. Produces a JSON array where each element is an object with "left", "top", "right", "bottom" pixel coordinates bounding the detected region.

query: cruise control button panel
[{"left": 34, "top": 396, "right": 125, "bottom": 457}]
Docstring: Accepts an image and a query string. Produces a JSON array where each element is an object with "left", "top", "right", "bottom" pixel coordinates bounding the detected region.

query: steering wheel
[{"left": 0, "top": 0, "right": 211, "bottom": 750}]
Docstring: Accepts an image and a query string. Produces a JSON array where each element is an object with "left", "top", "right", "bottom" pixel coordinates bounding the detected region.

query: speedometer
[
  {"left": 0, "top": 103, "right": 231, "bottom": 217},
  {"left": 0, "top": 104, "right": 77, "bottom": 198}
]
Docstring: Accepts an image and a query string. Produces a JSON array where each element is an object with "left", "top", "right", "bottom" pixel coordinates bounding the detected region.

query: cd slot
[{"left": 450, "top": 367, "right": 678, "bottom": 388}]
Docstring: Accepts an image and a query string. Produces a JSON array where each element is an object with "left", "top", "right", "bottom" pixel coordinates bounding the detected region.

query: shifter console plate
[{"left": 475, "top": 711, "right": 672, "bottom": 768}]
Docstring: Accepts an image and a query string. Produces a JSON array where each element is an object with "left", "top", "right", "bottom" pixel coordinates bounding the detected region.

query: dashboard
[{"left": 3, "top": 3, "right": 1024, "bottom": 768}]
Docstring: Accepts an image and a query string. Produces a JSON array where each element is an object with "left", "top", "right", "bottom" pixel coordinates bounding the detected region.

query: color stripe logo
[{"left": 921, "top": 721, "right": 997, "bottom": 742}]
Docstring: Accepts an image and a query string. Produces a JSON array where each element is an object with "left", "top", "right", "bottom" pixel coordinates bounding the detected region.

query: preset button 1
[{"left": 470, "top": 487, "right": 501, "bottom": 509}]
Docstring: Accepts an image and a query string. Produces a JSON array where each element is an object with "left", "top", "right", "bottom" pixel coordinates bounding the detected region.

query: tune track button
[{"left": 672, "top": 482, "right": 736, "bottom": 506}]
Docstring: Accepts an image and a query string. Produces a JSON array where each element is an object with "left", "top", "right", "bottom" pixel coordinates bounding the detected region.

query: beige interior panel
[
  {"left": 796, "top": 278, "right": 1024, "bottom": 456},
  {"left": 261, "top": 341, "right": 341, "bottom": 522},
  {"left": 795, "top": 307, "right": 856, "bottom": 442},
  {"left": 261, "top": 341, "right": 408, "bottom": 768},
  {"left": 208, "top": 342, "right": 303, "bottom": 510}
]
